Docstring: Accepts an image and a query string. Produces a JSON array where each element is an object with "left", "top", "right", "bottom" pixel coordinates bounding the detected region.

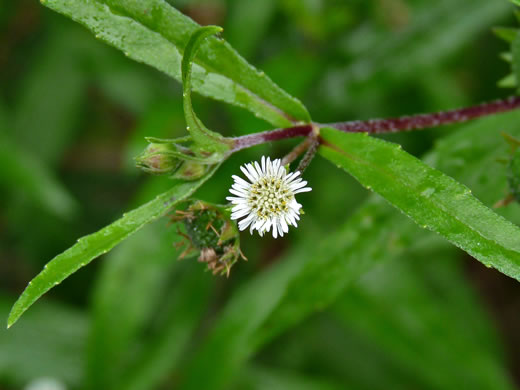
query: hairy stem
[
  {"left": 296, "top": 136, "right": 319, "bottom": 173},
  {"left": 231, "top": 125, "right": 312, "bottom": 152},
  {"left": 230, "top": 96, "right": 520, "bottom": 151},
  {"left": 281, "top": 138, "right": 313, "bottom": 166},
  {"left": 325, "top": 96, "right": 520, "bottom": 134}
]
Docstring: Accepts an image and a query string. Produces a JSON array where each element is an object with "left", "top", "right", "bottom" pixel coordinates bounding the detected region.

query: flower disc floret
[{"left": 226, "top": 156, "right": 312, "bottom": 238}]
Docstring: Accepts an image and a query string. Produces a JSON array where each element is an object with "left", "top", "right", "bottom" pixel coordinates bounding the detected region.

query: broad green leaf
[
  {"left": 0, "top": 296, "right": 87, "bottom": 388},
  {"left": 319, "top": 127, "right": 520, "bottom": 281},
  {"left": 40, "top": 0, "right": 310, "bottom": 127},
  {"left": 7, "top": 166, "right": 218, "bottom": 328}
]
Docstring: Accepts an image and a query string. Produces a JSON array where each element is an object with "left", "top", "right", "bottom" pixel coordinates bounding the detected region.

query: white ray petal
[{"left": 240, "top": 165, "right": 256, "bottom": 182}]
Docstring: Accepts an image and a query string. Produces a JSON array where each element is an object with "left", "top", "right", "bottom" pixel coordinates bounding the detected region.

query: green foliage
[
  {"left": 86, "top": 221, "right": 214, "bottom": 390},
  {"left": 0, "top": 131, "right": 77, "bottom": 219},
  {"left": 0, "top": 297, "right": 87, "bottom": 388},
  {"left": 180, "top": 25, "right": 232, "bottom": 156},
  {"left": 12, "top": 25, "right": 86, "bottom": 166},
  {"left": 3, "top": 1, "right": 520, "bottom": 390},
  {"left": 7, "top": 167, "right": 217, "bottom": 328},
  {"left": 319, "top": 126, "right": 520, "bottom": 281},
  {"left": 318, "top": 0, "right": 510, "bottom": 115},
  {"left": 179, "top": 110, "right": 520, "bottom": 390},
  {"left": 40, "top": 0, "right": 310, "bottom": 127}
]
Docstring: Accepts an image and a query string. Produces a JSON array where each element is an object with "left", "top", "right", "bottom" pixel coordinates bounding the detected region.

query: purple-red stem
[{"left": 231, "top": 96, "right": 520, "bottom": 151}]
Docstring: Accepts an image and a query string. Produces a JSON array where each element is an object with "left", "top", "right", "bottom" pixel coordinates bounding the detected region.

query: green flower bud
[
  {"left": 135, "top": 143, "right": 183, "bottom": 175},
  {"left": 172, "top": 160, "right": 212, "bottom": 181},
  {"left": 172, "top": 200, "right": 245, "bottom": 276}
]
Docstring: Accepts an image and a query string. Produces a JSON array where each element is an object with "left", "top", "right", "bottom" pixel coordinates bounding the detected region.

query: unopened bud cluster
[
  {"left": 171, "top": 201, "right": 244, "bottom": 276},
  {"left": 135, "top": 141, "right": 213, "bottom": 180}
]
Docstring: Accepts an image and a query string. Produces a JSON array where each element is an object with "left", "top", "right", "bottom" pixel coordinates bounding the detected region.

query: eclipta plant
[{"left": 6, "top": 0, "right": 520, "bottom": 333}]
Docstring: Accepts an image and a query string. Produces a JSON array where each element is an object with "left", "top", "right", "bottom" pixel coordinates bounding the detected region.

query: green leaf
[
  {"left": 319, "top": 127, "right": 520, "bottom": 281},
  {"left": 7, "top": 166, "right": 218, "bottom": 328},
  {"left": 40, "top": 0, "right": 310, "bottom": 127},
  {"left": 181, "top": 26, "right": 232, "bottom": 155}
]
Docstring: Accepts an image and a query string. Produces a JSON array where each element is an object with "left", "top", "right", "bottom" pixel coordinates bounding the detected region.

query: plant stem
[
  {"left": 281, "top": 138, "right": 313, "bottom": 166},
  {"left": 230, "top": 96, "right": 520, "bottom": 151},
  {"left": 231, "top": 125, "right": 312, "bottom": 152},
  {"left": 325, "top": 95, "right": 520, "bottom": 134},
  {"left": 296, "top": 136, "right": 319, "bottom": 173}
]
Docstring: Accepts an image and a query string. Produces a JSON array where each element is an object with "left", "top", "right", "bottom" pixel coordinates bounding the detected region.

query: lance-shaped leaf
[
  {"left": 181, "top": 26, "right": 233, "bottom": 156},
  {"left": 319, "top": 127, "right": 520, "bottom": 281},
  {"left": 40, "top": 0, "right": 310, "bottom": 127},
  {"left": 7, "top": 166, "right": 219, "bottom": 328}
]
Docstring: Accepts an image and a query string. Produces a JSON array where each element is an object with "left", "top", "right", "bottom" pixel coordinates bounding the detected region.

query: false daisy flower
[{"left": 226, "top": 156, "right": 312, "bottom": 238}]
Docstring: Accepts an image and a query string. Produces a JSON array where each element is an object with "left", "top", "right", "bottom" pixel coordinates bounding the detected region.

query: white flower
[{"left": 226, "top": 156, "right": 312, "bottom": 238}]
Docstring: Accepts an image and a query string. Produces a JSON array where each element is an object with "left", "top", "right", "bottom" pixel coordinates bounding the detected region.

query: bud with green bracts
[
  {"left": 135, "top": 142, "right": 183, "bottom": 175},
  {"left": 171, "top": 200, "right": 245, "bottom": 276}
]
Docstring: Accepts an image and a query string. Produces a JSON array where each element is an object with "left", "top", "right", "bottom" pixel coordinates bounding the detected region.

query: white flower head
[{"left": 226, "top": 156, "right": 312, "bottom": 238}]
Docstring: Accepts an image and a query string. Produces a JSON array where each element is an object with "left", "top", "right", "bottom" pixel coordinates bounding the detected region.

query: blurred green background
[{"left": 1, "top": 0, "right": 520, "bottom": 389}]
